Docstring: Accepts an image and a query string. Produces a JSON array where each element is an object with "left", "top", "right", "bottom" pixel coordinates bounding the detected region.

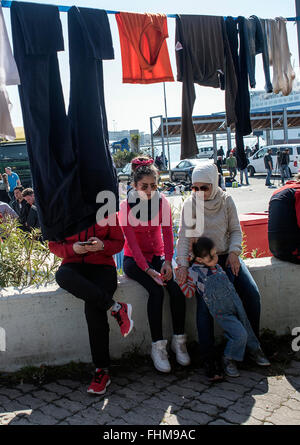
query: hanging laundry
[
  {"left": 225, "top": 16, "right": 251, "bottom": 171},
  {"left": 11, "top": 1, "right": 118, "bottom": 241},
  {"left": 243, "top": 15, "right": 273, "bottom": 93},
  {"left": 175, "top": 15, "right": 238, "bottom": 160},
  {"left": 0, "top": 5, "right": 20, "bottom": 140},
  {"left": 116, "top": 12, "right": 174, "bottom": 84},
  {"left": 265, "top": 17, "right": 295, "bottom": 96}
]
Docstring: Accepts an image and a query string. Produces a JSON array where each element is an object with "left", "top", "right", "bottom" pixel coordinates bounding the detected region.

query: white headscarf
[{"left": 191, "top": 162, "right": 226, "bottom": 214}]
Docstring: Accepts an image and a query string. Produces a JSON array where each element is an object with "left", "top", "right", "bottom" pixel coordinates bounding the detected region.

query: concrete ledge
[{"left": 0, "top": 257, "right": 299, "bottom": 372}]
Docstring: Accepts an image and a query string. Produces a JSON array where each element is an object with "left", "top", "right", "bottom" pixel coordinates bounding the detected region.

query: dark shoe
[
  {"left": 204, "top": 357, "right": 224, "bottom": 382},
  {"left": 222, "top": 356, "right": 240, "bottom": 377},
  {"left": 111, "top": 302, "right": 134, "bottom": 337},
  {"left": 87, "top": 369, "right": 111, "bottom": 395},
  {"left": 249, "top": 348, "right": 271, "bottom": 366}
]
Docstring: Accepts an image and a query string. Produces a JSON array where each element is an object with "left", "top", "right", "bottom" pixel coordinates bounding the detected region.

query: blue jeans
[
  {"left": 265, "top": 168, "right": 272, "bottom": 186},
  {"left": 280, "top": 165, "right": 290, "bottom": 184},
  {"left": 196, "top": 256, "right": 261, "bottom": 358},
  {"left": 240, "top": 168, "right": 249, "bottom": 185}
]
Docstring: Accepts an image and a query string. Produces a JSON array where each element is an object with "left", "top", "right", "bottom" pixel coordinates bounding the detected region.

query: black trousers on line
[
  {"left": 123, "top": 255, "right": 186, "bottom": 342},
  {"left": 11, "top": 2, "right": 118, "bottom": 242},
  {"left": 56, "top": 263, "right": 117, "bottom": 368}
]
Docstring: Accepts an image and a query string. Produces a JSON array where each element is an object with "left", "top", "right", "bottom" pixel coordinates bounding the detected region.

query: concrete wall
[{"left": 0, "top": 257, "right": 299, "bottom": 372}]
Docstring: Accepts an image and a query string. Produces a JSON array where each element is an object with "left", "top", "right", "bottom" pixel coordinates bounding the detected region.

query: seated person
[
  {"left": 268, "top": 173, "right": 300, "bottom": 264},
  {"left": 178, "top": 236, "right": 270, "bottom": 379}
]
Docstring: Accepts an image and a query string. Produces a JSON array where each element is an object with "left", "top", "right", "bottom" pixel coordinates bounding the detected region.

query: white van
[{"left": 247, "top": 144, "right": 300, "bottom": 177}]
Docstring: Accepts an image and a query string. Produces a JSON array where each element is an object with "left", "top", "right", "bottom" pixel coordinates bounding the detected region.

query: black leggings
[
  {"left": 56, "top": 262, "right": 117, "bottom": 368},
  {"left": 123, "top": 255, "right": 186, "bottom": 342}
]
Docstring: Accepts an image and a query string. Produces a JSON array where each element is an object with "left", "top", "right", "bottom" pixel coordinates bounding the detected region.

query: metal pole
[
  {"left": 283, "top": 107, "right": 288, "bottom": 143},
  {"left": 270, "top": 109, "right": 274, "bottom": 145},
  {"left": 150, "top": 117, "right": 154, "bottom": 160},
  {"left": 163, "top": 82, "right": 171, "bottom": 177},
  {"left": 160, "top": 115, "right": 166, "bottom": 170},
  {"left": 213, "top": 133, "right": 217, "bottom": 162}
]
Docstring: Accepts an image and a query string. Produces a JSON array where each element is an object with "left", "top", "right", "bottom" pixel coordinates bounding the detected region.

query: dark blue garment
[
  {"left": 11, "top": 2, "right": 118, "bottom": 241},
  {"left": 244, "top": 15, "right": 273, "bottom": 93},
  {"left": 196, "top": 255, "right": 261, "bottom": 359},
  {"left": 194, "top": 264, "right": 260, "bottom": 361}
]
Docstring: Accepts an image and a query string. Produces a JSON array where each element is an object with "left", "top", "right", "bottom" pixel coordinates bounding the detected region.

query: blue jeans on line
[{"left": 196, "top": 256, "right": 261, "bottom": 359}]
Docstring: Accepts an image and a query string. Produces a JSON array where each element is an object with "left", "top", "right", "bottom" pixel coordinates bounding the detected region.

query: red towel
[{"left": 116, "top": 12, "right": 174, "bottom": 84}]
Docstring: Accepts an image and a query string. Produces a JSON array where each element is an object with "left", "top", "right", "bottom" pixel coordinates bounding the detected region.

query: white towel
[{"left": 0, "top": 6, "right": 20, "bottom": 140}]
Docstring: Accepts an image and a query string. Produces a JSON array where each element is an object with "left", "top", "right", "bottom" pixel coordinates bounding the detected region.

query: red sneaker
[
  {"left": 87, "top": 369, "right": 111, "bottom": 395},
  {"left": 111, "top": 302, "right": 133, "bottom": 337}
]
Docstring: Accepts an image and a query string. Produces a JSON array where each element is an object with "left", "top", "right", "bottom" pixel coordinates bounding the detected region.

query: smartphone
[{"left": 78, "top": 240, "right": 97, "bottom": 246}]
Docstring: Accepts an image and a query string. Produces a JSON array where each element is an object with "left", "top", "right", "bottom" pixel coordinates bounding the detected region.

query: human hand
[
  {"left": 73, "top": 242, "right": 88, "bottom": 255},
  {"left": 225, "top": 252, "right": 240, "bottom": 276},
  {"left": 83, "top": 237, "right": 104, "bottom": 252},
  {"left": 147, "top": 268, "right": 165, "bottom": 286},
  {"left": 175, "top": 266, "right": 188, "bottom": 285},
  {"left": 160, "top": 261, "right": 173, "bottom": 282}
]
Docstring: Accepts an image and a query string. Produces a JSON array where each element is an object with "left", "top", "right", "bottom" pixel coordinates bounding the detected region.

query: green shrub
[{"left": 0, "top": 217, "right": 60, "bottom": 288}]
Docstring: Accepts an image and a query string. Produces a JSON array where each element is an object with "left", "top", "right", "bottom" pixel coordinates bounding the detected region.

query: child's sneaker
[
  {"left": 204, "top": 357, "right": 224, "bottom": 382},
  {"left": 111, "top": 302, "right": 133, "bottom": 337},
  {"left": 222, "top": 356, "right": 240, "bottom": 377},
  {"left": 87, "top": 369, "right": 111, "bottom": 395},
  {"left": 248, "top": 348, "right": 271, "bottom": 366}
]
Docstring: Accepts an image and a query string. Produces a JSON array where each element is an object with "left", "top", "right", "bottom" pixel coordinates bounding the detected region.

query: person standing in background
[
  {"left": 226, "top": 151, "right": 237, "bottom": 180},
  {"left": 0, "top": 173, "right": 10, "bottom": 203},
  {"left": 5, "top": 167, "right": 21, "bottom": 200},
  {"left": 264, "top": 148, "right": 274, "bottom": 188}
]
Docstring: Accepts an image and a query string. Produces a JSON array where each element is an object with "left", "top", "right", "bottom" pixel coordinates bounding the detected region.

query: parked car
[
  {"left": 170, "top": 158, "right": 213, "bottom": 182},
  {"left": 0, "top": 141, "right": 32, "bottom": 187},
  {"left": 117, "top": 162, "right": 132, "bottom": 182},
  {"left": 247, "top": 144, "right": 300, "bottom": 177}
]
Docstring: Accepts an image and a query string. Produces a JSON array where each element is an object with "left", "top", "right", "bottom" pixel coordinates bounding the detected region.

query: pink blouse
[{"left": 119, "top": 193, "right": 174, "bottom": 271}]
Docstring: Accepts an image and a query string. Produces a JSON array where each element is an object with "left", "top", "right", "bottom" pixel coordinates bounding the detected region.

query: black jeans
[
  {"left": 11, "top": 2, "right": 118, "bottom": 242},
  {"left": 123, "top": 255, "right": 186, "bottom": 342},
  {"left": 56, "top": 263, "right": 117, "bottom": 368}
]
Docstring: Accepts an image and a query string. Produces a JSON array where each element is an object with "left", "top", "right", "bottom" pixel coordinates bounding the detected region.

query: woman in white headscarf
[{"left": 175, "top": 162, "right": 263, "bottom": 379}]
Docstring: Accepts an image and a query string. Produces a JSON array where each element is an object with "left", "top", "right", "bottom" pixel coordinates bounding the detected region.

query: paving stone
[
  {"left": 252, "top": 393, "right": 283, "bottom": 412},
  {"left": 66, "top": 414, "right": 97, "bottom": 425},
  {"left": 141, "top": 396, "right": 180, "bottom": 413},
  {"left": 282, "top": 398, "right": 300, "bottom": 411},
  {"left": 104, "top": 394, "right": 139, "bottom": 411},
  {"left": 15, "top": 384, "right": 37, "bottom": 393},
  {"left": 43, "top": 383, "right": 73, "bottom": 395},
  {"left": 189, "top": 400, "right": 219, "bottom": 416},
  {"left": 224, "top": 375, "right": 257, "bottom": 388},
  {"left": 0, "top": 394, "right": 11, "bottom": 408},
  {"left": 197, "top": 392, "right": 233, "bottom": 409},
  {"left": 160, "top": 414, "right": 181, "bottom": 425},
  {"left": 166, "top": 384, "right": 200, "bottom": 399},
  {"left": 229, "top": 395, "right": 255, "bottom": 415},
  {"left": 92, "top": 400, "right": 127, "bottom": 418},
  {"left": 34, "top": 390, "right": 60, "bottom": 403},
  {"left": 220, "top": 408, "right": 251, "bottom": 424},
  {"left": 156, "top": 389, "right": 186, "bottom": 406},
  {"left": 65, "top": 390, "right": 95, "bottom": 404},
  {"left": 0, "top": 399, "right": 31, "bottom": 413},
  {"left": 112, "top": 377, "right": 131, "bottom": 386},
  {"left": 80, "top": 407, "right": 114, "bottom": 425},
  {"left": 177, "top": 378, "right": 207, "bottom": 393},
  {"left": 9, "top": 415, "right": 32, "bottom": 425},
  {"left": 249, "top": 406, "right": 273, "bottom": 422},
  {"left": 218, "top": 381, "right": 250, "bottom": 394},
  {"left": 56, "top": 379, "right": 81, "bottom": 389},
  {"left": 290, "top": 392, "right": 300, "bottom": 402},
  {"left": 129, "top": 407, "right": 164, "bottom": 425},
  {"left": 126, "top": 382, "right": 159, "bottom": 395},
  {"left": 53, "top": 398, "right": 84, "bottom": 413},
  {"left": 120, "top": 411, "right": 154, "bottom": 425},
  {"left": 117, "top": 387, "right": 147, "bottom": 402},
  {"left": 266, "top": 406, "right": 300, "bottom": 425},
  {"left": 286, "top": 376, "right": 300, "bottom": 390},
  {"left": 16, "top": 394, "right": 46, "bottom": 410},
  {"left": 203, "top": 387, "right": 242, "bottom": 402},
  {"left": 0, "top": 388, "right": 23, "bottom": 399},
  {"left": 106, "top": 418, "right": 129, "bottom": 425},
  {"left": 39, "top": 404, "right": 71, "bottom": 420},
  {"left": 176, "top": 409, "right": 212, "bottom": 425},
  {"left": 208, "top": 419, "right": 234, "bottom": 425},
  {"left": 242, "top": 417, "right": 263, "bottom": 425},
  {"left": 0, "top": 413, "right": 16, "bottom": 425},
  {"left": 26, "top": 410, "right": 57, "bottom": 425}
]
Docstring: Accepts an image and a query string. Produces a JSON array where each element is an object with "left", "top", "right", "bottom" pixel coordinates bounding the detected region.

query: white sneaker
[
  {"left": 151, "top": 340, "right": 171, "bottom": 373},
  {"left": 171, "top": 334, "right": 191, "bottom": 366}
]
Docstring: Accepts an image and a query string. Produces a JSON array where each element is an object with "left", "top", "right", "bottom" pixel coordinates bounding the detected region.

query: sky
[{"left": 3, "top": 0, "right": 300, "bottom": 136}]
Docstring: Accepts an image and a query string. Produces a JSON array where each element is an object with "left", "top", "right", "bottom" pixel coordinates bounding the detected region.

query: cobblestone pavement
[{"left": 0, "top": 357, "right": 300, "bottom": 426}]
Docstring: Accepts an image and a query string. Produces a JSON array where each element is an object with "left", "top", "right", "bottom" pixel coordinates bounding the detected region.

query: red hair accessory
[{"left": 131, "top": 158, "right": 154, "bottom": 166}]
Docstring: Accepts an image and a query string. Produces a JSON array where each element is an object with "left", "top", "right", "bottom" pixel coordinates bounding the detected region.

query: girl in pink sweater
[{"left": 119, "top": 160, "right": 190, "bottom": 373}]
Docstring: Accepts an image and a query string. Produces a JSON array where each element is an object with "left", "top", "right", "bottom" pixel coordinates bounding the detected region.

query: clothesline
[{"left": 0, "top": 0, "right": 299, "bottom": 21}]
